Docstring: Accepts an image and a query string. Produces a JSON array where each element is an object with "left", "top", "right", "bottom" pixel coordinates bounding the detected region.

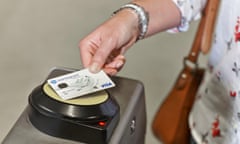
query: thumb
[{"left": 89, "top": 39, "right": 115, "bottom": 73}]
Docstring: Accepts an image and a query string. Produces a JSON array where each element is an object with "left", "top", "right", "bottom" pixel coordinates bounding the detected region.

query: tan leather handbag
[{"left": 152, "top": 0, "right": 220, "bottom": 143}]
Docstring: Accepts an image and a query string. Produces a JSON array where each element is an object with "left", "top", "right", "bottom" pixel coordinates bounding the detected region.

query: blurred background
[{"left": 0, "top": 0, "right": 206, "bottom": 143}]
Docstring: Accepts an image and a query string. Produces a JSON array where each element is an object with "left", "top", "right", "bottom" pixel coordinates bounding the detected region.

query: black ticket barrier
[{"left": 2, "top": 68, "right": 146, "bottom": 144}]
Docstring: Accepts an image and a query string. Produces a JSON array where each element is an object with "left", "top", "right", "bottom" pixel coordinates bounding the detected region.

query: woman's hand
[
  {"left": 79, "top": 9, "right": 139, "bottom": 75},
  {"left": 79, "top": 0, "right": 182, "bottom": 75}
]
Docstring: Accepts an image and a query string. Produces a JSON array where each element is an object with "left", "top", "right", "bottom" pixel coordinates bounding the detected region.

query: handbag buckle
[{"left": 183, "top": 57, "right": 198, "bottom": 72}]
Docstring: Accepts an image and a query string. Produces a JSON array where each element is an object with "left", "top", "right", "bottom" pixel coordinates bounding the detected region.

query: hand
[{"left": 79, "top": 9, "right": 139, "bottom": 75}]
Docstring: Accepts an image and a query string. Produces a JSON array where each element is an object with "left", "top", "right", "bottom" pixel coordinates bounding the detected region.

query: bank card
[{"left": 47, "top": 69, "right": 115, "bottom": 100}]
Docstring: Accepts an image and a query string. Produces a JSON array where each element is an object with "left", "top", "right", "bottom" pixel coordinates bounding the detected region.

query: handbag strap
[{"left": 185, "top": 0, "right": 220, "bottom": 69}]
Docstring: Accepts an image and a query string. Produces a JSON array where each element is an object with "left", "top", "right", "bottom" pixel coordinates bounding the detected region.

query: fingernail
[
  {"left": 116, "top": 61, "right": 123, "bottom": 68},
  {"left": 108, "top": 70, "right": 117, "bottom": 76},
  {"left": 89, "top": 62, "right": 100, "bottom": 73}
]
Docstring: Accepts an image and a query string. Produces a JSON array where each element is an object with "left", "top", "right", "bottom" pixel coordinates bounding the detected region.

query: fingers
[
  {"left": 88, "top": 38, "right": 116, "bottom": 73},
  {"left": 104, "top": 68, "right": 118, "bottom": 76},
  {"left": 80, "top": 35, "right": 123, "bottom": 75},
  {"left": 105, "top": 55, "right": 125, "bottom": 68},
  {"left": 103, "top": 60, "right": 126, "bottom": 75},
  {"left": 104, "top": 55, "right": 126, "bottom": 75},
  {"left": 79, "top": 12, "right": 136, "bottom": 75},
  {"left": 79, "top": 38, "right": 98, "bottom": 68},
  {"left": 103, "top": 55, "right": 126, "bottom": 75},
  {"left": 80, "top": 35, "right": 127, "bottom": 75}
]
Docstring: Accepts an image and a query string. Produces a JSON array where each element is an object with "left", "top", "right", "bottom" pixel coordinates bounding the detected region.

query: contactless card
[{"left": 47, "top": 69, "right": 115, "bottom": 100}]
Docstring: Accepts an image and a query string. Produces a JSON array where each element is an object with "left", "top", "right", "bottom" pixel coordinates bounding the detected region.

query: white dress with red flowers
[{"left": 171, "top": 0, "right": 240, "bottom": 143}]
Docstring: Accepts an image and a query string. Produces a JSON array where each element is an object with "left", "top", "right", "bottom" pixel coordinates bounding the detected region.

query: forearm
[
  {"left": 132, "top": 0, "right": 182, "bottom": 37},
  {"left": 79, "top": 0, "right": 207, "bottom": 74}
]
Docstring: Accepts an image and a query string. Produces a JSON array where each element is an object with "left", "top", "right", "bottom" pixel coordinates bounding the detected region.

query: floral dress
[{"left": 171, "top": 0, "right": 240, "bottom": 143}]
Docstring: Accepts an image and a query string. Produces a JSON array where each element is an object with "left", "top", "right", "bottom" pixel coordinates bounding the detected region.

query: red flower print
[
  {"left": 211, "top": 116, "right": 221, "bottom": 137},
  {"left": 230, "top": 91, "right": 237, "bottom": 97},
  {"left": 235, "top": 17, "right": 240, "bottom": 42}
]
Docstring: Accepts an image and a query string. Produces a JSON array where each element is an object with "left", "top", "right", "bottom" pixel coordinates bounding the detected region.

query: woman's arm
[
  {"left": 132, "top": 0, "right": 181, "bottom": 37},
  {"left": 79, "top": 0, "right": 206, "bottom": 75}
]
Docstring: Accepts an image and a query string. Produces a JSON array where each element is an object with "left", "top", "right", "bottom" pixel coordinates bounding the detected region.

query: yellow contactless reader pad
[{"left": 43, "top": 83, "right": 109, "bottom": 106}]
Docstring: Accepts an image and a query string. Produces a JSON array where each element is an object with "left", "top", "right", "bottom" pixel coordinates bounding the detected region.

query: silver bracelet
[{"left": 113, "top": 3, "right": 149, "bottom": 41}]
